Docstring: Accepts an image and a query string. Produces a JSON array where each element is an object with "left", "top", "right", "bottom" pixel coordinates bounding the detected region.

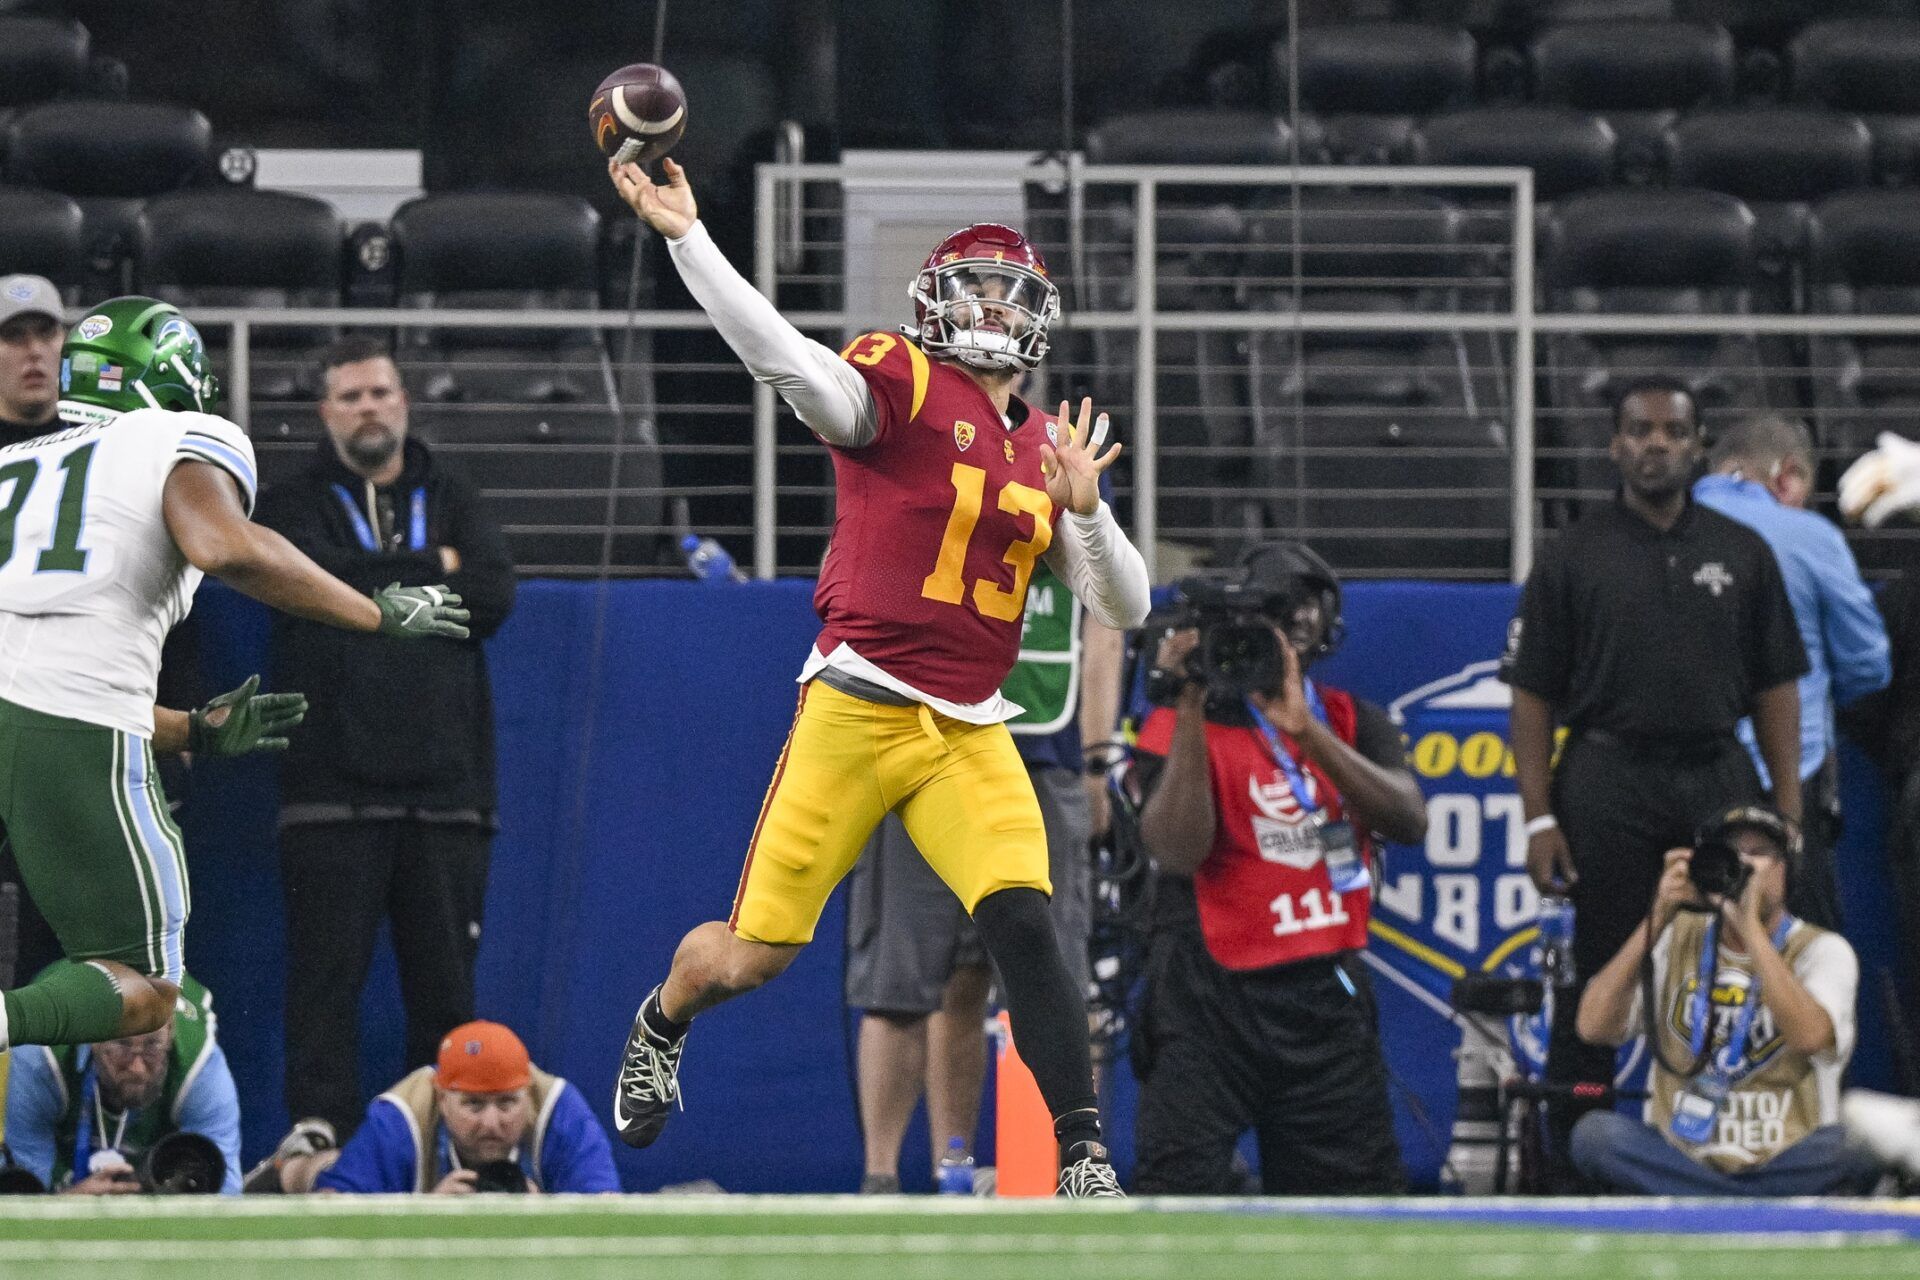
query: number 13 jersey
[
  {"left": 0, "top": 409, "right": 257, "bottom": 736},
  {"left": 811, "top": 332, "right": 1061, "bottom": 709}
]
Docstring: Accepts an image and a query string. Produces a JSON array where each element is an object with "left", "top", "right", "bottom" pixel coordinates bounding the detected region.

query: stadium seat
[
  {"left": 1668, "top": 108, "right": 1873, "bottom": 305},
  {"left": 0, "top": 15, "right": 87, "bottom": 109},
  {"left": 1083, "top": 110, "right": 1293, "bottom": 167},
  {"left": 1540, "top": 187, "right": 1767, "bottom": 508},
  {"left": 1413, "top": 107, "right": 1618, "bottom": 201},
  {"left": 134, "top": 188, "right": 343, "bottom": 403},
  {"left": 3, "top": 100, "right": 213, "bottom": 294},
  {"left": 0, "top": 184, "right": 83, "bottom": 289},
  {"left": 1806, "top": 191, "right": 1920, "bottom": 465},
  {"left": 1236, "top": 192, "right": 1510, "bottom": 574},
  {"left": 1790, "top": 18, "right": 1920, "bottom": 186},
  {"left": 389, "top": 192, "right": 604, "bottom": 405},
  {"left": 1272, "top": 23, "right": 1478, "bottom": 165},
  {"left": 1530, "top": 20, "right": 1735, "bottom": 183}
]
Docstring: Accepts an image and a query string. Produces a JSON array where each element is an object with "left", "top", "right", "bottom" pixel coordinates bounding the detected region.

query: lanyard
[
  {"left": 91, "top": 1074, "right": 131, "bottom": 1161},
  {"left": 1244, "top": 680, "right": 1329, "bottom": 818},
  {"left": 1686, "top": 913, "right": 1795, "bottom": 1075},
  {"left": 332, "top": 484, "right": 428, "bottom": 553}
]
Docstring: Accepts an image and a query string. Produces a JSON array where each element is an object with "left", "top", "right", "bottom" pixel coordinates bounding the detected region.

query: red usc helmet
[{"left": 908, "top": 223, "right": 1061, "bottom": 373}]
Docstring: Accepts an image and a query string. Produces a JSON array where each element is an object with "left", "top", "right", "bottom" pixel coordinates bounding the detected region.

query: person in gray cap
[{"left": 0, "top": 274, "right": 63, "bottom": 445}]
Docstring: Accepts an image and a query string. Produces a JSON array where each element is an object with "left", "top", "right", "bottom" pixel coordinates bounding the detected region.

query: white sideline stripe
[
  {"left": 0, "top": 1193, "right": 1914, "bottom": 1220},
  {"left": 0, "top": 1231, "right": 1906, "bottom": 1266}
]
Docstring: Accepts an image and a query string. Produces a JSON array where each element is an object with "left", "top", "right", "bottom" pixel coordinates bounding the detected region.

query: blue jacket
[
  {"left": 3, "top": 1039, "right": 243, "bottom": 1195},
  {"left": 1694, "top": 474, "right": 1891, "bottom": 783},
  {"left": 316, "top": 1065, "right": 618, "bottom": 1194}
]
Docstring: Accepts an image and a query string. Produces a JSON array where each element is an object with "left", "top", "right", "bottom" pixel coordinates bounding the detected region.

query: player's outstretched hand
[
  {"left": 188, "top": 674, "right": 309, "bottom": 757},
  {"left": 610, "top": 156, "right": 697, "bottom": 240},
  {"left": 373, "top": 583, "right": 472, "bottom": 641},
  {"left": 1040, "top": 397, "right": 1123, "bottom": 517}
]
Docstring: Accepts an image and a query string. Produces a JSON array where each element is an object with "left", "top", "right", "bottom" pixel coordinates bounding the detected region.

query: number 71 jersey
[
  {"left": 814, "top": 332, "right": 1062, "bottom": 706},
  {"left": 0, "top": 409, "right": 257, "bottom": 737}
]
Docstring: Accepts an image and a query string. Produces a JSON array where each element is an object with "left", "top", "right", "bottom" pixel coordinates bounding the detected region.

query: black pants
[
  {"left": 1133, "top": 941, "right": 1403, "bottom": 1195},
  {"left": 1889, "top": 767, "right": 1920, "bottom": 1062},
  {"left": 1788, "top": 756, "right": 1843, "bottom": 932},
  {"left": 1546, "top": 733, "right": 1763, "bottom": 1186},
  {"left": 281, "top": 819, "right": 491, "bottom": 1135}
]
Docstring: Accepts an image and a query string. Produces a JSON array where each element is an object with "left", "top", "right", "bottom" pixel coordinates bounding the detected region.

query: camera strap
[
  {"left": 1242, "top": 685, "right": 1327, "bottom": 815},
  {"left": 1671, "top": 912, "right": 1794, "bottom": 1142},
  {"left": 1243, "top": 686, "right": 1368, "bottom": 893},
  {"left": 89, "top": 1079, "right": 130, "bottom": 1172}
]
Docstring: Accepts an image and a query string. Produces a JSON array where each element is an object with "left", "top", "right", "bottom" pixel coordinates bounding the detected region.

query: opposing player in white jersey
[{"left": 0, "top": 297, "right": 469, "bottom": 1055}]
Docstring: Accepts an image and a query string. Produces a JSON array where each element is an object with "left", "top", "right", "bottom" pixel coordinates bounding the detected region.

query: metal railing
[{"left": 172, "top": 159, "right": 1920, "bottom": 582}]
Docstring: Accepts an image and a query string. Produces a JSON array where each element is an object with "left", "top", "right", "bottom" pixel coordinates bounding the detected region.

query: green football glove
[
  {"left": 373, "top": 582, "right": 472, "bottom": 641},
  {"left": 187, "top": 675, "right": 309, "bottom": 756}
]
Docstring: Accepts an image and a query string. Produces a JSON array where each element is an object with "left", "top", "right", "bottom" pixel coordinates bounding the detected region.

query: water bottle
[
  {"left": 935, "top": 1137, "right": 975, "bottom": 1195},
  {"left": 1536, "top": 894, "right": 1576, "bottom": 989},
  {"left": 681, "top": 534, "right": 744, "bottom": 583}
]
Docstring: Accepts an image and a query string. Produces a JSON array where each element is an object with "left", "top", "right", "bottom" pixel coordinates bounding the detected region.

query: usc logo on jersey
[
  {"left": 953, "top": 421, "right": 975, "bottom": 452},
  {"left": 1003, "top": 439, "right": 1016, "bottom": 464}
]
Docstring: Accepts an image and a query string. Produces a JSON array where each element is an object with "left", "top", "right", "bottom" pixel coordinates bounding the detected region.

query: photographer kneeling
[
  {"left": 3, "top": 971, "right": 239, "bottom": 1194},
  {"left": 261, "top": 1020, "right": 617, "bottom": 1194},
  {"left": 1573, "top": 806, "right": 1880, "bottom": 1195},
  {"left": 1130, "top": 544, "right": 1426, "bottom": 1194}
]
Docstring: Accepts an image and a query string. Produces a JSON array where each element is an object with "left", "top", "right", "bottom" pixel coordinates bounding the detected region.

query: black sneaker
[
  {"left": 859, "top": 1172, "right": 901, "bottom": 1195},
  {"left": 1056, "top": 1140, "right": 1124, "bottom": 1198},
  {"left": 241, "top": 1117, "right": 336, "bottom": 1194},
  {"left": 612, "top": 987, "right": 686, "bottom": 1149}
]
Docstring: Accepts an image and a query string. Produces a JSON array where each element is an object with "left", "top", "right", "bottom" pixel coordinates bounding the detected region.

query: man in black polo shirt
[{"left": 1503, "top": 377, "right": 1808, "bottom": 1185}]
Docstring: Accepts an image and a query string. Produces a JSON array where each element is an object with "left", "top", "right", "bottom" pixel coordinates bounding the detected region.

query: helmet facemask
[{"left": 910, "top": 260, "right": 1059, "bottom": 372}]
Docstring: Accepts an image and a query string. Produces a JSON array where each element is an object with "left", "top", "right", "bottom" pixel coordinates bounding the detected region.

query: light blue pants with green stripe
[{"left": 0, "top": 695, "right": 187, "bottom": 982}]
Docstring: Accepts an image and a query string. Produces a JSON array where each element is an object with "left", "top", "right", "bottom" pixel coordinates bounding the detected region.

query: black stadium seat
[
  {"left": 1080, "top": 111, "right": 1288, "bottom": 558},
  {"left": 1413, "top": 107, "right": 1618, "bottom": 201},
  {"left": 389, "top": 191, "right": 603, "bottom": 405},
  {"left": 1791, "top": 18, "right": 1920, "bottom": 186},
  {"left": 0, "top": 185, "right": 83, "bottom": 289},
  {"left": 1540, "top": 188, "right": 1767, "bottom": 507},
  {"left": 1273, "top": 23, "right": 1477, "bottom": 165},
  {"left": 1668, "top": 108, "right": 1873, "bottom": 304},
  {"left": 1237, "top": 192, "right": 1509, "bottom": 574},
  {"left": 3, "top": 101, "right": 213, "bottom": 293},
  {"left": 0, "top": 15, "right": 87, "bottom": 109},
  {"left": 1806, "top": 191, "right": 1920, "bottom": 465},
  {"left": 135, "top": 188, "right": 343, "bottom": 405},
  {"left": 1530, "top": 20, "right": 1735, "bottom": 182}
]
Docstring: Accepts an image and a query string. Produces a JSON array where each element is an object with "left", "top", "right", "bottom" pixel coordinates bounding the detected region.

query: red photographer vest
[{"left": 1138, "top": 690, "right": 1373, "bottom": 971}]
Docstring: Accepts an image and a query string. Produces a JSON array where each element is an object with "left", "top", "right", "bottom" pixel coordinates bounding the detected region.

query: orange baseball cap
[{"left": 436, "top": 1021, "right": 532, "bottom": 1094}]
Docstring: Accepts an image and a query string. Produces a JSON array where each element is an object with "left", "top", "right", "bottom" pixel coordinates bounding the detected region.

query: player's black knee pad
[{"left": 971, "top": 887, "right": 1055, "bottom": 969}]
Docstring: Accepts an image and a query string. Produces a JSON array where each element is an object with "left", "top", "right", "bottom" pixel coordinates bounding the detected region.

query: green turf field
[{"left": 1, "top": 1197, "right": 1916, "bottom": 1280}]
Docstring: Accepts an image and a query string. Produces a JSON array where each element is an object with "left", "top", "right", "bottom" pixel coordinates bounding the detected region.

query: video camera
[{"left": 1146, "top": 543, "right": 1343, "bottom": 701}]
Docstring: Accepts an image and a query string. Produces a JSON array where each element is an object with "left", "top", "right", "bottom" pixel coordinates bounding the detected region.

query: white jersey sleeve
[{"left": 167, "top": 411, "right": 258, "bottom": 515}]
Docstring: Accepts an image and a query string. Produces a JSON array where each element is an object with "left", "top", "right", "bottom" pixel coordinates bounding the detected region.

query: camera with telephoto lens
[
  {"left": 470, "top": 1159, "right": 530, "bottom": 1193},
  {"left": 1682, "top": 804, "right": 1799, "bottom": 908},
  {"left": 138, "top": 1131, "right": 224, "bottom": 1195}
]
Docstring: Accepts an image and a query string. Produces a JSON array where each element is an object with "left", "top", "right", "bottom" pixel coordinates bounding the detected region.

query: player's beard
[{"left": 346, "top": 422, "right": 401, "bottom": 472}]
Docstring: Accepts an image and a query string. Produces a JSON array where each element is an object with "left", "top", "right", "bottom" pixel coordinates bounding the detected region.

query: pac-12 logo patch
[
  {"left": 953, "top": 421, "right": 975, "bottom": 452},
  {"left": 76, "top": 315, "right": 112, "bottom": 340}
]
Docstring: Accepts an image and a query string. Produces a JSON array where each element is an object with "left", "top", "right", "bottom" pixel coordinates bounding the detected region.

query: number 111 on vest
[{"left": 1271, "top": 888, "right": 1352, "bottom": 937}]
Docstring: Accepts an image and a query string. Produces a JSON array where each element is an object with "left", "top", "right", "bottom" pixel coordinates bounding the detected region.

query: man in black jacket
[{"left": 257, "top": 335, "right": 516, "bottom": 1136}]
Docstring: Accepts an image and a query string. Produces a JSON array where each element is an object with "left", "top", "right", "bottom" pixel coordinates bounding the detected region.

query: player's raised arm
[
  {"left": 1040, "top": 400, "right": 1151, "bottom": 630},
  {"left": 609, "top": 157, "right": 879, "bottom": 447},
  {"left": 162, "top": 460, "right": 470, "bottom": 641}
]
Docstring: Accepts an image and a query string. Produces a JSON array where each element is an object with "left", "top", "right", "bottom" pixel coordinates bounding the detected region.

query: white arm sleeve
[
  {"left": 665, "top": 220, "right": 878, "bottom": 447},
  {"left": 1043, "top": 502, "right": 1152, "bottom": 630}
]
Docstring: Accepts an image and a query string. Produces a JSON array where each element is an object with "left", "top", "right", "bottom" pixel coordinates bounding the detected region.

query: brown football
[{"left": 588, "top": 63, "right": 687, "bottom": 164}]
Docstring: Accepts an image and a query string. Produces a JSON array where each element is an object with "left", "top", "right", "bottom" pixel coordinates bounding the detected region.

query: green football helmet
[{"left": 57, "top": 296, "right": 221, "bottom": 425}]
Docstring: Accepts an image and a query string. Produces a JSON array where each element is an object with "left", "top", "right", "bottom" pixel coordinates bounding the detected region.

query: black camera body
[
  {"left": 1685, "top": 837, "right": 1752, "bottom": 905},
  {"left": 1147, "top": 576, "right": 1288, "bottom": 701},
  {"left": 470, "top": 1159, "right": 530, "bottom": 1193}
]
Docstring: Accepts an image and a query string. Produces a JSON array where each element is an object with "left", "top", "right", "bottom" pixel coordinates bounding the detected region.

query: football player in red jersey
[{"left": 606, "top": 157, "right": 1150, "bottom": 1195}]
